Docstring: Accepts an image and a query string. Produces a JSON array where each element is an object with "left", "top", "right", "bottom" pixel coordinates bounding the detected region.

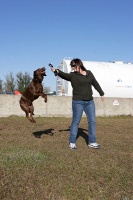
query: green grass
[{"left": 0, "top": 116, "right": 133, "bottom": 200}]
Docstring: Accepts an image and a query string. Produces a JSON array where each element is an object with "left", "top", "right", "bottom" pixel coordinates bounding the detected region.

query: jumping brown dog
[{"left": 20, "top": 67, "right": 47, "bottom": 123}]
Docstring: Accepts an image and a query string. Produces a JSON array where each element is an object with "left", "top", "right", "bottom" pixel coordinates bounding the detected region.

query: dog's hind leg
[
  {"left": 20, "top": 104, "right": 32, "bottom": 122},
  {"left": 20, "top": 98, "right": 33, "bottom": 122},
  {"left": 24, "top": 109, "right": 32, "bottom": 122},
  {"left": 29, "top": 105, "right": 36, "bottom": 123}
]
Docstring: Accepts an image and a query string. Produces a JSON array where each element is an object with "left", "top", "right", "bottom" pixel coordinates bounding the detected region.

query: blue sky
[{"left": 0, "top": 0, "right": 133, "bottom": 91}]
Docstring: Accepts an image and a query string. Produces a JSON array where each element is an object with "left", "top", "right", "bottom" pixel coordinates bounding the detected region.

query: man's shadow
[
  {"left": 59, "top": 127, "right": 88, "bottom": 144},
  {"left": 32, "top": 128, "right": 54, "bottom": 138}
]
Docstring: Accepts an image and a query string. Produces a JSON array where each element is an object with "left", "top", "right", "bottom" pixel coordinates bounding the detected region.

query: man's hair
[{"left": 70, "top": 58, "right": 86, "bottom": 71}]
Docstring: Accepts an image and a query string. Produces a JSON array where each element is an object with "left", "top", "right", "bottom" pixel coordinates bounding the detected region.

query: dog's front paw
[{"left": 45, "top": 98, "right": 47, "bottom": 103}]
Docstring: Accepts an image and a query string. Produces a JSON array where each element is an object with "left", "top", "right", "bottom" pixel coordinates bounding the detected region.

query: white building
[{"left": 56, "top": 58, "right": 133, "bottom": 98}]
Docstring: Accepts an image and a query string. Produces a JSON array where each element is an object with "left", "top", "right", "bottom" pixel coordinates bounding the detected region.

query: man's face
[{"left": 73, "top": 66, "right": 80, "bottom": 72}]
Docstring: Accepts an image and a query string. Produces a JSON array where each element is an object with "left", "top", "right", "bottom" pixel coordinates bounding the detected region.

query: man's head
[{"left": 70, "top": 58, "right": 86, "bottom": 72}]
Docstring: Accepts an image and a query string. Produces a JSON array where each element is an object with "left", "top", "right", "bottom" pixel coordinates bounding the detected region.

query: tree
[
  {"left": 0, "top": 79, "right": 3, "bottom": 92},
  {"left": 4, "top": 72, "right": 16, "bottom": 92},
  {"left": 16, "top": 72, "right": 32, "bottom": 93}
]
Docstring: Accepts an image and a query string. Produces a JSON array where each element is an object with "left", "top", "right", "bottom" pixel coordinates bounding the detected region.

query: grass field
[{"left": 0, "top": 116, "right": 133, "bottom": 200}]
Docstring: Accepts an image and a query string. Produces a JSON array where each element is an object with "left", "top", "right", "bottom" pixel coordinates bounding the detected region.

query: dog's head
[{"left": 33, "top": 67, "right": 47, "bottom": 82}]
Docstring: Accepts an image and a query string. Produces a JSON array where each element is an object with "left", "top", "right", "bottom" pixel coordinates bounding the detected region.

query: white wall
[{"left": 0, "top": 95, "right": 133, "bottom": 117}]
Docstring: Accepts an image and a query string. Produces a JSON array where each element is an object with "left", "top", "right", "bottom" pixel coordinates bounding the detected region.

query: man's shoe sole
[
  {"left": 69, "top": 147, "right": 77, "bottom": 150},
  {"left": 88, "top": 145, "right": 100, "bottom": 149}
]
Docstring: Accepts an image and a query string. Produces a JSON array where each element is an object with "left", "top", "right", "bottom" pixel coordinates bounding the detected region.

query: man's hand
[{"left": 101, "top": 96, "right": 104, "bottom": 102}]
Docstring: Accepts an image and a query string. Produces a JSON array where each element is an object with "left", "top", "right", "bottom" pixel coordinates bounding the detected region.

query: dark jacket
[{"left": 57, "top": 69, "right": 104, "bottom": 100}]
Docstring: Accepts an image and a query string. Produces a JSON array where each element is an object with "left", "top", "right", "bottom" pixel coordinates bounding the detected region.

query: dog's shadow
[
  {"left": 32, "top": 128, "right": 54, "bottom": 138},
  {"left": 59, "top": 127, "right": 88, "bottom": 144}
]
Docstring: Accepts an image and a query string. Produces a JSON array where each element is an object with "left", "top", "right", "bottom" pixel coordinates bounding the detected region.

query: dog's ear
[
  {"left": 33, "top": 71, "right": 36, "bottom": 77},
  {"left": 33, "top": 68, "right": 39, "bottom": 76}
]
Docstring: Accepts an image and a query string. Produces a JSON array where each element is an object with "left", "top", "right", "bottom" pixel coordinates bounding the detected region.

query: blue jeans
[{"left": 70, "top": 100, "right": 96, "bottom": 144}]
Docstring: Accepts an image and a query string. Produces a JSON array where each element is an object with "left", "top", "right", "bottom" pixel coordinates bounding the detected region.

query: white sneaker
[
  {"left": 88, "top": 143, "right": 100, "bottom": 149},
  {"left": 69, "top": 143, "right": 77, "bottom": 150}
]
